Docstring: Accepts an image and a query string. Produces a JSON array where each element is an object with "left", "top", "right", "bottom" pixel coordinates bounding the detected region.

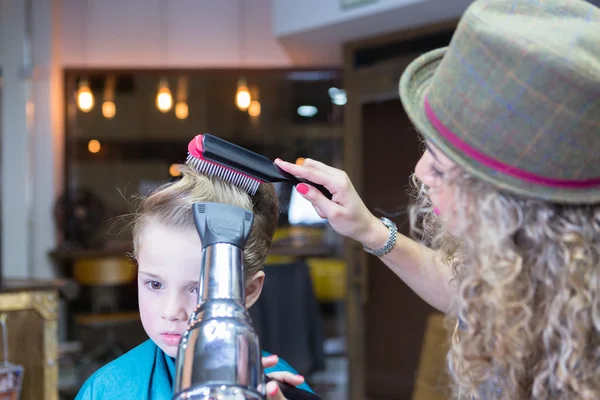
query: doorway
[
  {"left": 342, "top": 20, "right": 457, "bottom": 400},
  {"left": 361, "top": 99, "right": 435, "bottom": 399}
]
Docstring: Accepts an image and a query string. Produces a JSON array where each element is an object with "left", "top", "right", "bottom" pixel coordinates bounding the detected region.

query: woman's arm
[
  {"left": 362, "top": 216, "right": 454, "bottom": 313},
  {"left": 275, "top": 158, "right": 455, "bottom": 314}
]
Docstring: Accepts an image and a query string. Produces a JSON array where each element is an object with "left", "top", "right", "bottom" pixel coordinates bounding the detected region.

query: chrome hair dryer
[{"left": 173, "top": 202, "right": 264, "bottom": 400}]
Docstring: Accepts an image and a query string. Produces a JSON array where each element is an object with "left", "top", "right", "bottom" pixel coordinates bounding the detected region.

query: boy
[{"left": 76, "top": 165, "right": 312, "bottom": 399}]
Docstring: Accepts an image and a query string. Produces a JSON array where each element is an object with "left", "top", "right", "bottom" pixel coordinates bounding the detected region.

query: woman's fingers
[
  {"left": 275, "top": 157, "right": 376, "bottom": 243},
  {"left": 296, "top": 183, "right": 344, "bottom": 218},
  {"left": 266, "top": 371, "right": 305, "bottom": 387},
  {"left": 262, "top": 354, "right": 279, "bottom": 369},
  {"left": 275, "top": 158, "right": 343, "bottom": 190},
  {"left": 313, "top": 204, "right": 327, "bottom": 219},
  {"left": 265, "top": 381, "right": 288, "bottom": 400}
]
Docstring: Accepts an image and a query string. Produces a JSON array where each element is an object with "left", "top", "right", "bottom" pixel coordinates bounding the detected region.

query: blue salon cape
[{"left": 75, "top": 339, "right": 313, "bottom": 399}]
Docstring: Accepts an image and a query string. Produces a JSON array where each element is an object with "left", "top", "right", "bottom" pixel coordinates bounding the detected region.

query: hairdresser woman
[{"left": 276, "top": 0, "right": 600, "bottom": 399}]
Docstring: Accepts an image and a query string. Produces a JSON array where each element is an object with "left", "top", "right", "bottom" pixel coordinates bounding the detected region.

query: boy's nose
[{"left": 162, "top": 293, "right": 187, "bottom": 322}]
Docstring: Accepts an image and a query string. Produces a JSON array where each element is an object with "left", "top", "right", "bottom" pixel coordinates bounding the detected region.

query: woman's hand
[
  {"left": 276, "top": 158, "right": 456, "bottom": 314},
  {"left": 262, "top": 355, "right": 304, "bottom": 400},
  {"left": 265, "top": 380, "right": 288, "bottom": 400},
  {"left": 274, "top": 158, "right": 385, "bottom": 248}
]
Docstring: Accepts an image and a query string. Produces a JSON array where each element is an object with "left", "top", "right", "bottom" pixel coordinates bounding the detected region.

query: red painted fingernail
[
  {"left": 268, "top": 382, "right": 278, "bottom": 396},
  {"left": 433, "top": 207, "right": 441, "bottom": 216},
  {"left": 297, "top": 184, "right": 309, "bottom": 195}
]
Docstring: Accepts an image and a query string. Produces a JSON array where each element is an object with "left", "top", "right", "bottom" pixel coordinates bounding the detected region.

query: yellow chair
[
  {"left": 73, "top": 257, "right": 137, "bottom": 288},
  {"left": 265, "top": 256, "right": 347, "bottom": 303},
  {"left": 306, "top": 258, "right": 347, "bottom": 303},
  {"left": 72, "top": 257, "right": 139, "bottom": 364}
]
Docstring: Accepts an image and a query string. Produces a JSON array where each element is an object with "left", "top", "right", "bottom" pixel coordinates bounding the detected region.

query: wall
[
  {"left": 0, "top": 0, "right": 64, "bottom": 280},
  {"left": 0, "top": 0, "right": 32, "bottom": 279},
  {"left": 61, "top": 0, "right": 295, "bottom": 68}
]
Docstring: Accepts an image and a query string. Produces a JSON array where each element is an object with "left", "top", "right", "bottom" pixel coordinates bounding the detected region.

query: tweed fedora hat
[{"left": 399, "top": 0, "right": 600, "bottom": 204}]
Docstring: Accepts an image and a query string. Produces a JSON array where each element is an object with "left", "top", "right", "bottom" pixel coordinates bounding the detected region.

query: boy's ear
[{"left": 245, "top": 270, "right": 265, "bottom": 308}]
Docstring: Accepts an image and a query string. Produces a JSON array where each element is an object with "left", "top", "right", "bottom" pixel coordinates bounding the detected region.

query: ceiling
[{"left": 274, "top": 0, "right": 474, "bottom": 66}]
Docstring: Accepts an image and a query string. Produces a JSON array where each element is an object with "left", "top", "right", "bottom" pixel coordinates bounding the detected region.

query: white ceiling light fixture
[
  {"left": 297, "top": 105, "right": 318, "bottom": 117},
  {"left": 332, "top": 92, "right": 347, "bottom": 106},
  {"left": 328, "top": 87, "right": 347, "bottom": 106}
]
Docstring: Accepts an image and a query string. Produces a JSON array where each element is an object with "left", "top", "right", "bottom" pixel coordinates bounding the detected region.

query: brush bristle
[{"left": 186, "top": 153, "right": 260, "bottom": 195}]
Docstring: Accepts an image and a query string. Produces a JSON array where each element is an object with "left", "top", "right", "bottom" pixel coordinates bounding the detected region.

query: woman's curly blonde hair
[{"left": 410, "top": 169, "right": 600, "bottom": 399}]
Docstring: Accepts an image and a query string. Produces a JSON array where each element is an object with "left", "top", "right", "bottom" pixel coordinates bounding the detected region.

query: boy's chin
[
  {"left": 159, "top": 343, "right": 179, "bottom": 358},
  {"left": 152, "top": 333, "right": 181, "bottom": 358}
]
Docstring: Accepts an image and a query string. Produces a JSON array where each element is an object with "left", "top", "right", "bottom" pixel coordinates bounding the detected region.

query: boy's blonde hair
[{"left": 132, "top": 164, "right": 279, "bottom": 277}]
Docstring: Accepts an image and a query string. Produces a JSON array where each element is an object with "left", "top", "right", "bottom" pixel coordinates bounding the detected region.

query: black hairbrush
[{"left": 186, "top": 133, "right": 332, "bottom": 199}]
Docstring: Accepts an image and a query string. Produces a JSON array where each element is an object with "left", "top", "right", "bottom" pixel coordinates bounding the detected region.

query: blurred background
[{"left": 0, "top": 0, "right": 481, "bottom": 399}]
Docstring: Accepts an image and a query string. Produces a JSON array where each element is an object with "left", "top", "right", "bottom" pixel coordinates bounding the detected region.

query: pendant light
[
  {"left": 235, "top": 0, "right": 251, "bottom": 110},
  {"left": 77, "top": 79, "right": 94, "bottom": 112},
  {"left": 156, "top": 78, "right": 173, "bottom": 113},
  {"left": 175, "top": 75, "right": 188, "bottom": 119},
  {"left": 77, "top": 0, "right": 94, "bottom": 112},
  {"left": 235, "top": 78, "right": 251, "bottom": 111},
  {"left": 248, "top": 85, "right": 260, "bottom": 117},
  {"left": 155, "top": 0, "right": 172, "bottom": 113},
  {"left": 102, "top": 75, "right": 116, "bottom": 119}
]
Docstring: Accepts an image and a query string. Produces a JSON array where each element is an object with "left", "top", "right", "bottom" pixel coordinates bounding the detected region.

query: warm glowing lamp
[
  {"left": 169, "top": 164, "right": 181, "bottom": 177},
  {"left": 77, "top": 79, "right": 94, "bottom": 112},
  {"left": 156, "top": 79, "right": 173, "bottom": 112},
  {"left": 248, "top": 100, "right": 261, "bottom": 117},
  {"left": 235, "top": 78, "right": 251, "bottom": 111},
  {"left": 88, "top": 139, "right": 101, "bottom": 153},
  {"left": 175, "top": 102, "right": 188, "bottom": 119},
  {"left": 102, "top": 101, "right": 116, "bottom": 119}
]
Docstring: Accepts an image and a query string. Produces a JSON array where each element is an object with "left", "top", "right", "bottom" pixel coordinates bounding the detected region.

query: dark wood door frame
[{"left": 342, "top": 18, "right": 458, "bottom": 400}]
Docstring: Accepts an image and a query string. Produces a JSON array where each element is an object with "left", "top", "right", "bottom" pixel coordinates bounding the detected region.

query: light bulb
[
  {"left": 175, "top": 102, "right": 188, "bottom": 119},
  {"left": 297, "top": 105, "right": 318, "bottom": 117},
  {"left": 248, "top": 100, "right": 261, "bottom": 117},
  {"left": 102, "top": 101, "right": 116, "bottom": 119},
  {"left": 169, "top": 164, "right": 181, "bottom": 177},
  {"left": 156, "top": 89, "right": 173, "bottom": 112},
  {"left": 88, "top": 139, "right": 101, "bottom": 154},
  {"left": 77, "top": 81, "right": 94, "bottom": 112},
  {"left": 156, "top": 79, "right": 173, "bottom": 112},
  {"left": 235, "top": 79, "right": 251, "bottom": 111},
  {"left": 236, "top": 88, "right": 251, "bottom": 110}
]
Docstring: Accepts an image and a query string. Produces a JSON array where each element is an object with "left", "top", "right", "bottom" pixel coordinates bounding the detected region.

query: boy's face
[{"left": 136, "top": 219, "right": 265, "bottom": 357}]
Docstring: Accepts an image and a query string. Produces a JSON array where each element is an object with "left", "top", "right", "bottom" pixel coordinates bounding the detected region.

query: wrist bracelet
[{"left": 363, "top": 217, "right": 397, "bottom": 257}]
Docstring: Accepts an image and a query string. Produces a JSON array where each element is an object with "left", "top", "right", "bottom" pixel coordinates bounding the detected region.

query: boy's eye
[
  {"left": 190, "top": 286, "right": 198, "bottom": 294},
  {"left": 146, "top": 281, "right": 163, "bottom": 291}
]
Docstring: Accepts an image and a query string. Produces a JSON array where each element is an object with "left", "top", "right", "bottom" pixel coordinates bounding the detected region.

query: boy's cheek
[
  {"left": 185, "top": 296, "right": 197, "bottom": 314},
  {"left": 138, "top": 294, "right": 160, "bottom": 320}
]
